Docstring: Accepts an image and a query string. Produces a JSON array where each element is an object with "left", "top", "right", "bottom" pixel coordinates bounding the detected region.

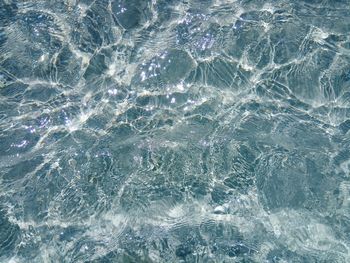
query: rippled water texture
[{"left": 1, "top": 0, "right": 350, "bottom": 262}]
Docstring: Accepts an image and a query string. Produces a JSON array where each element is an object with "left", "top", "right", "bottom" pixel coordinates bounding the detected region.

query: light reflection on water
[{"left": 1, "top": 0, "right": 350, "bottom": 262}]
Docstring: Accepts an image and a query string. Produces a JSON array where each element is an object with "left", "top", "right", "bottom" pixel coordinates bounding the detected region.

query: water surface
[{"left": 1, "top": 0, "right": 350, "bottom": 262}]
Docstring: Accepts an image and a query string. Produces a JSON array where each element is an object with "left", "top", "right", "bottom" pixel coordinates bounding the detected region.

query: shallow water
[{"left": 1, "top": 0, "right": 350, "bottom": 262}]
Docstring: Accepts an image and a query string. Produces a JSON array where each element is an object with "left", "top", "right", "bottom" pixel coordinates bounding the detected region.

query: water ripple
[{"left": 1, "top": 0, "right": 350, "bottom": 262}]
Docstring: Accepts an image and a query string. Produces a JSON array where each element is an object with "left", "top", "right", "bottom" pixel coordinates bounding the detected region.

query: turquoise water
[{"left": 1, "top": 0, "right": 350, "bottom": 262}]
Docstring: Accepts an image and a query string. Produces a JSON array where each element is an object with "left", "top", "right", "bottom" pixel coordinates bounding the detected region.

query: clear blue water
[{"left": 1, "top": 0, "right": 350, "bottom": 262}]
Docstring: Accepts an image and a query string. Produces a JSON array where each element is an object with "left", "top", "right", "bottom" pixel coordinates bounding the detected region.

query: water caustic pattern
[{"left": 1, "top": 0, "right": 350, "bottom": 262}]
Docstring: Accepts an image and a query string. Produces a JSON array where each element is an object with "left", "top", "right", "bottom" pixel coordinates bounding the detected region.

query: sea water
[{"left": 1, "top": 0, "right": 350, "bottom": 262}]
